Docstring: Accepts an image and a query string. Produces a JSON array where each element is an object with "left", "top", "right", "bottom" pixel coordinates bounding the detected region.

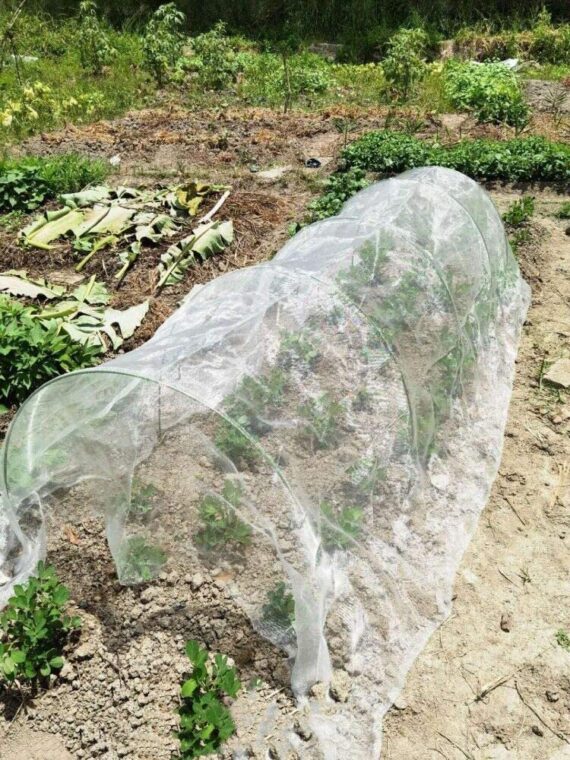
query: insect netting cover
[{"left": 0, "top": 167, "right": 530, "bottom": 757}]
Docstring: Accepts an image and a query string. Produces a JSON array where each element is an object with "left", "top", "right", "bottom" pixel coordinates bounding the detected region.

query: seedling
[
  {"left": 503, "top": 196, "right": 535, "bottom": 227},
  {"left": 195, "top": 480, "right": 252, "bottom": 551},
  {"left": 0, "top": 562, "right": 81, "bottom": 684},
  {"left": 118, "top": 536, "right": 166, "bottom": 583},
  {"left": 178, "top": 640, "right": 241, "bottom": 758},
  {"left": 129, "top": 481, "right": 158, "bottom": 517},
  {"left": 556, "top": 630, "right": 570, "bottom": 651},
  {"left": 346, "top": 456, "right": 386, "bottom": 498},
  {"left": 225, "top": 368, "right": 287, "bottom": 436},
  {"left": 320, "top": 502, "right": 363, "bottom": 551},
  {"left": 279, "top": 330, "right": 321, "bottom": 370},
  {"left": 261, "top": 582, "right": 295, "bottom": 633},
  {"left": 555, "top": 202, "right": 570, "bottom": 220},
  {"left": 215, "top": 420, "right": 260, "bottom": 469},
  {"left": 352, "top": 387, "right": 373, "bottom": 412},
  {"left": 299, "top": 393, "right": 344, "bottom": 450}
]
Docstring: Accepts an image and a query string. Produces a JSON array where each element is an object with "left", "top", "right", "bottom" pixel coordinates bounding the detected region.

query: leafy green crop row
[{"left": 342, "top": 132, "right": 570, "bottom": 183}]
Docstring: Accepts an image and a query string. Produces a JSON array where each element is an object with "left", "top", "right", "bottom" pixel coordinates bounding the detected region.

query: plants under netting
[{"left": 0, "top": 167, "right": 529, "bottom": 757}]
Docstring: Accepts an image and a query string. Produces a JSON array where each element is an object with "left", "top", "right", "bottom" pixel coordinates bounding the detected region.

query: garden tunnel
[{"left": 0, "top": 167, "right": 529, "bottom": 757}]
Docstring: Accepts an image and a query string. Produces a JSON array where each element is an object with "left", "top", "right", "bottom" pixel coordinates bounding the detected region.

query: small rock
[
  {"left": 329, "top": 669, "right": 352, "bottom": 703},
  {"left": 59, "top": 661, "right": 77, "bottom": 681},
  {"left": 140, "top": 587, "right": 157, "bottom": 604},
  {"left": 293, "top": 719, "right": 313, "bottom": 741},
  {"left": 532, "top": 725, "right": 544, "bottom": 737},
  {"left": 544, "top": 359, "right": 570, "bottom": 389},
  {"left": 74, "top": 640, "right": 96, "bottom": 661},
  {"left": 309, "top": 682, "right": 328, "bottom": 701},
  {"left": 546, "top": 690, "right": 560, "bottom": 702},
  {"left": 258, "top": 165, "right": 293, "bottom": 181},
  {"left": 191, "top": 573, "right": 204, "bottom": 591}
]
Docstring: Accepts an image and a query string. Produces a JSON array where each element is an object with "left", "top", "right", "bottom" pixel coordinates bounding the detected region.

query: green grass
[{"left": 520, "top": 63, "right": 570, "bottom": 81}]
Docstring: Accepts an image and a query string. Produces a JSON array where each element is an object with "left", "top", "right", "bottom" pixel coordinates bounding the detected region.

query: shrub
[
  {"left": 78, "top": 0, "right": 116, "bottom": 74},
  {"left": 0, "top": 562, "right": 81, "bottom": 684},
  {"left": 191, "top": 22, "right": 239, "bottom": 90},
  {"left": 178, "top": 640, "right": 241, "bottom": 759},
  {"left": 342, "top": 132, "right": 570, "bottom": 183},
  {"left": 443, "top": 61, "right": 530, "bottom": 129},
  {"left": 0, "top": 154, "right": 109, "bottom": 212},
  {"left": 382, "top": 28, "right": 428, "bottom": 100},
  {"left": 142, "top": 2, "right": 186, "bottom": 86},
  {"left": 0, "top": 297, "right": 101, "bottom": 407}
]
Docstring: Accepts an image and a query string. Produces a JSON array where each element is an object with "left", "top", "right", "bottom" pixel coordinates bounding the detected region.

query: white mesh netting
[{"left": 0, "top": 167, "right": 530, "bottom": 756}]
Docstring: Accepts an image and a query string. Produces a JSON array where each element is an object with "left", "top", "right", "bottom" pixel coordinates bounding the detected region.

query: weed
[
  {"left": 382, "top": 28, "right": 428, "bottom": 101},
  {"left": 178, "top": 639, "right": 241, "bottom": 758},
  {"left": 279, "top": 330, "right": 320, "bottom": 370},
  {"left": 299, "top": 393, "right": 344, "bottom": 450},
  {"left": 509, "top": 227, "right": 532, "bottom": 253},
  {"left": 503, "top": 196, "right": 535, "bottom": 227},
  {"left": 320, "top": 501, "right": 363, "bottom": 551},
  {"left": 118, "top": 536, "right": 167, "bottom": 583},
  {"left": 78, "top": 1, "right": 116, "bottom": 74},
  {"left": 0, "top": 562, "right": 81, "bottom": 684},
  {"left": 555, "top": 629, "right": 570, "bottom": 651},
  {"left": 443, "top": 61, "right": 530, "bottom": 129},
  {"left": 554, "top": 201, "right": 570, "bottom": 219},
  {"left": 195, "top": 480, "right": 252, "bottom": 551},
  {"left": 225, "top": 369, "right": 286, "bottom": 436},
  {"left": 0, "top": 297, "right": 101, "bottom": 407},
  {"left": 261, "top": 582, "right": 295, "bottom": 632},
  {"left": 142, "top": 3, "right": 185, "bottom": 87}
]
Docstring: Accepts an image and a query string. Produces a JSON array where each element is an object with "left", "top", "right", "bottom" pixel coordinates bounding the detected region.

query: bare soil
[{"left": 1, "top": 106, "right": 569, "bottom": 759}]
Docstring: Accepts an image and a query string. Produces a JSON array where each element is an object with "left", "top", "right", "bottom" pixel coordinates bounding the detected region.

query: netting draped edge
[{"left": 0, "top": 168, "right": 530, "bottom": 758}]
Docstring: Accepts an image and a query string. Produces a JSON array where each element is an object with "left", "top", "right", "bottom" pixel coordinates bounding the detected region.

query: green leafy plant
[
  {"left": 342, "top": 132, "right": 570, "bottom": 183},
  {"left": 191, "top": 22, "right": 239, "bottom": 90},
  {"left": 320, "top": 501, "right": 363, "bottom": 551},
  {"left": 503, "top": 196, "right": 535, "bottom": 227},
  {"left": 0, "top": 562, "right": 81, "bottom": 684},
  {"left": 443, "top": 61, "right": 530, "bottom": 129},
  {"left": 78, "top": 0, "right": 116, "bottom": 74},
  {"left": 195, "top": 480, "right": 252, "bottom": 551},
  {"left": 225, "top": 369, "right": 286, "bottom": 436},
  {"left": 299, "top": 393, "right": 344, "bottom": 450},
  {"left": 0, "top": 154, "right": 109, "bottom": 213},
  {"left": 118, "top": 536, "right": 167, "bottom": 583},
  {"left": 215, "top": 420, "right": 260, "bottom": 469},
  {"left": 142, "top": 2, "right": 186, "bottom": 87},
  {"left": 178, "top": 640, "right": 241, "bottom": 758},
  {"left": 0, "top": 296, "right": 101, "bottom": 407},
  {"left": 346, "top": 456, "right": 386, "bottom": 497},
  {"left": 306, "top": 167, "right": 369, "bottom": 223},
  {"left": 261, "top": 582, "right": 295, "bottom": 633},
  {"left": 279, "top": 330, "right": 320, "bottom": 370},
  {"left": 129, "top": 481, "right": 158, "bottom": 516},
  {"left": 554, "top": 201, "right": 570, "bottom": 219},
  {"left": 382, "top": 28, "right": 428, "bottom": 100},
  {"left": 556, "top": 629, "right": 570, "bottom": 651}
]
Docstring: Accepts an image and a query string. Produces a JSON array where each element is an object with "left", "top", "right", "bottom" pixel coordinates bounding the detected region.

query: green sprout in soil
[
  {"left": 215, "top": 420, "right": 260, "bottom": 469},
  {"left": 503, "top": 196, "right": 535, "bottom": 227},
  {"left": 195, "top": 480, "right": 252, "bottom": 551},
  {"left": 320, "top": 501, "right": 364, "bottom": 551},
  {"left": 261, "top": 582, "right": 295, "bottom": 633},
  {"left": 119, "top": 536, "right": 167, "bottom": 583},
  {"left": 225, "top": 368, "right": 287, "bottom": 436},
  {"left": 178, "top": 639, "right": 241, "bottom": 759},
  {"left": 298, "top": 393, "right": 344, "bottom": 450},
  {"left": 556, "top": 629, "right": 570, "bottom": 651},
  {"left": 279, "top": 330, "right": 321, "bottom": 370},
  {"left": 0, "top": 562, "right": 81, "bottom": 684}
]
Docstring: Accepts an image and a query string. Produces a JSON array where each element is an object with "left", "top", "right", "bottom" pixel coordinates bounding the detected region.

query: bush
[
  {"left": 178, "top": 640, "right": 241, "bottom": 759},
  {"left": 0, "top": 562, "right": 81, "bottom": 684},
  {"left": 342, "top": 131, "right": 570, "bottom": 182},
  {"left": 443, "top": 61, "right": 530, "bottom": 129},
  {"left": 0, "top": 297, "right": 101, "bottom": 407},
  {"left": 382, "top": 28, "right": 428, "bottom": 100},
  {"left": 190, "top": 22, "right": 239, "bottom": 90},
  {"left": 78, "top": 0, "right": 116, "bottom": 74},
  {"left": 0, "top": 154, "right": 109, "bottom": 212},
  {"left": 142, "top": 2, "right": 186, "bottom": 86}
]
